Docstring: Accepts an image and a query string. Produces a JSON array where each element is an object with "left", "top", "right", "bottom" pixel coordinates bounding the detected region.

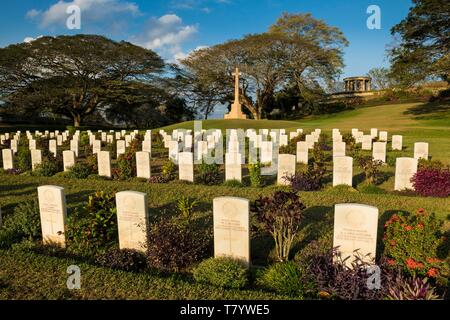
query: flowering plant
[{"left": 383, "top": 209, "right": 446, "bottom": 278}]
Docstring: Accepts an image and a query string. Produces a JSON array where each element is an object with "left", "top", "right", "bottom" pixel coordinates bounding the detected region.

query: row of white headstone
[{"left": 36, "top": 185, "right": 379, "bottom": 268}]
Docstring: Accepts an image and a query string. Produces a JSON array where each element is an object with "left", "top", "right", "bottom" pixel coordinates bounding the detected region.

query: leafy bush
[
  {"left": 95, "top": 248, "right": 147, "bottom": 272},
  {"left": 148, "top": 175, "right": 168, "bottom": 184},
  {"left": 257, "top": 261, "right": 313, "bottom": 298},
  {"left": 146, "top": 219, "right": 211, "bottom": 272},
  {"left": 411, "top": 167, "right": 450, "bottom": 197},
  {"left": 383, "top": 209, "right": 446, "bottom": 278},
  {"left": 0, "top": 200, "right": 41, "bottom": 248},
  {"left": 117, "top": 141, "right": 138, "bottom": 180},
  {"left": 176, "top": 196, "right": 199, "bottom": 224},
  {"left": 306, "top": 247, "right": 389, "bottom": 300},
  {"left": 68, "top": 191, "right": 117, "bottom": 249},
  {"left": 67, "top": 162, "right": 94, "bottom": 179},
  {"left": 197, "top": 162, "right": 221, "bottom": 185},
  {"left": 252, "top": 191, "right": 305, "bottom": 262},
  {"left": 193, "top": 257, "right": 248, "bottom": 289},
  {"left": 248, "top": 162, "right": 262, "bottom": 187},
  {"left": 16, "top": 147, "right": 31, "bottom": 172},
  {"left": 33, "top": 161, "right": 59, "bottom": 177},
  {"left": 418, "top": 159, "right": 444, "bottom": 170},
  {"left": 357, "top": 155, "right": 383, "bottom": 184},
  {"left": 161, "top": 160, "right": 176, "bottom": 181},
  {"left": 284, "top": 168, "right": 324, "bottom": 191},
  {"left": 342, "top": 133, "right": 356, "bottom": 150},
  {"left": 386, "top": 275, "right": 441, "bottom": 300},
  {"left": 85, "top": 153, "right": 98, "bottom": 172},
  {"left": 279, "top": 135, "right": 304, "bottom": 155}
]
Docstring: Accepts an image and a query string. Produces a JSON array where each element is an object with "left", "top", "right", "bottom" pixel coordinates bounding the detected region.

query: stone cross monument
[{"left": 224, "top": 67, "right": 247, "bottom": 120}]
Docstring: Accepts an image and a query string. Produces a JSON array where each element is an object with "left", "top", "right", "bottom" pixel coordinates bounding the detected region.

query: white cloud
[
  {"left": 24, "top": 35, "right": 44, "bottom": 43},
  {"left": 26, "top": 0, "right": 140, "bottom": 29},
  {"left": 131, "top": 14, "right": 198, "bottom": 63}
]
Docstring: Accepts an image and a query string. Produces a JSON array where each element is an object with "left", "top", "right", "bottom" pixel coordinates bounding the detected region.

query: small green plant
[
  {"left": 67, "top": 162, "right": 94, "bottom": 179},
  {"left": 248, "top": 162, "right": 262, "bottom": 187},
  {"left": 16, "top": 147, "right": 31, "bottom": 172},
  {"left": 197, "top": 162, "right": 221, "bottom": 185},
  {"left": 0, "top": 200, "right": 41, "bottom": 248},
  {"left": 177, "top": 196, "right": 199, "bottom": 224},
  {"left": 342, "top": 133, "right": 356, "bottom": 150},
  {"left": 32, "top": 161, "right": 59, "bottom": 177},
  {"left": 193, "top": 257, "right": 248, "bottom": 289},
  {"left": 357, "top": 155, "right": 383, "bottom": 184},
  {"left": 68, "top": 191, "right": 117, "bottom": 249},
  {"left": 161, "top": 160, "right": 177, "bottom": 181},
  {"left": 257, "top": 261, "right": 313, "bottom": 298}
]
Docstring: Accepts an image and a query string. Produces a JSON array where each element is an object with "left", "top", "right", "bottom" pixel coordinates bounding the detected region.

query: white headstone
[
  {"left": 394, "top": 157, "right": 418, "bottom": 191},
  {"left": 333, "top": 141, "right": 346, "bottom": 158},
  {"left": 362, "top": 135, "right": 372, "bottom": 150},
  {"left": 391, "top": 135, "right": 402, "bottom": 151},
  {"left": 225, "top": 152, "right": 242, "bottom": 182},
  {"left": 333, "top": 156, "right": 353, "bottom": 187},
  {"left": 31, "top": 149, "right": 42, "bottom": 171},
  {"left": 62, "top": 150, "right": 76, "bottom": 172},
  {"left": 178, "top": 152, "right": 194, "bottom": 182},
  {"left": 117, "top": 140, "right": 126, "bottom": 159},
  {"left": 37, "top": 185, "right": 67, "bottom": 248},
  {"left": 49, "top": 139, "right": 57, "bottom": 157},
  {"left": 372, "top": 142, "right": 386, "bottom": 163},
  {"left": 2, "top": 149, "right": 13, "bottom": 170},
  {"left": 136, "top": 151, "right": 151, "bottom": 179},
  {"left": 97, "top": 151, "right": 111, "bottom": 178},
  {"left": 414, "top": 142, "right": 429, "bottom": 160},
  {"left": 277, "top": 154, "right": 296, "bottom": 185},
  {"left": 333, "top": 203, "right": 378, "bottom": 267},
  {"left": 116, "top": 191, "right": 149, "bottom": 253},
  {"left": 213, "top": 197, "right": 250, "bottom": 266},
  {"left": 296, "top": 141, "right": 308, "bottom": 164}
]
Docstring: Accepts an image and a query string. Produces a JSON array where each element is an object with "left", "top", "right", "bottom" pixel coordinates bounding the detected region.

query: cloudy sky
[{"left": 1, "top": 0, "right": 412, "bottom": 77}]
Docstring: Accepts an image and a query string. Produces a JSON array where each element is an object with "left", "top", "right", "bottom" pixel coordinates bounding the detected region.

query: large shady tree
[
  {"left": 179, "top": 13, "right": 348, "bottom": 119},
  {"left": 0, "top": 35, "right": 165, "bottom": 127},
  {"left": 389, "top": 0, "right": 450, "bottom": 86}
]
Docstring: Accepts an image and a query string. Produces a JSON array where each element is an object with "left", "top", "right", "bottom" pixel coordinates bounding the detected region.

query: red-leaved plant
[{"left": 411, "top": 167, "right": 450, "bottom": 198}]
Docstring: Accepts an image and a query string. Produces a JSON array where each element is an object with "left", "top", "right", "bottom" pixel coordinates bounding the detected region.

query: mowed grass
[
  {"left": 0, "top": 174, "right": 449, "bottom": 299},
  {"left": 161, "top": 102, "right": 450, "bottom": 163}
]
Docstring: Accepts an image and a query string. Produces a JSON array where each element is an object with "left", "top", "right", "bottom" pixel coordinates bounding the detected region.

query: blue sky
[{"left": 0, "top": 0, "right": 412, "bottom": 78}]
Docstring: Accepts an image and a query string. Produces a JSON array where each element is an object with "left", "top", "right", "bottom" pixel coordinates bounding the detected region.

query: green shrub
[
  {"left": 161, "top": 160, "right": 176, "bottom": 181},
  {"left": 357, "top": 155, "right": 384, "bottom": 184},
  {"left": 257, "top": 261, "right": 312, "bottom": 298},
  {"left": 197, "top": 162, "right": 221, "bottom": 185},
  {"left": 193, "top": 257, "right": 248, "bottom": 289},
  {"left": 67, "top": 191, "right": 117, "bottom": 249},
  {"left": 66, "top": 162, "right": 94, "bottom": 179},
  {"left": 147, "top": 218, "right": 211, "bottom": 272},
  {"left": 383, "top": 209, "right": 447, "bottom": 279},
  {"left": 248, "top": 162, "right": 262, "bottom": 187},
  {"left": 117, "top": 140, "right": 139, "bottom": 180},
  {"left": 95, "top": 248, "right": 147, "bottom": 272},
  {"left": 0, "top": 200, "right": 41, "bottom": 248},
  {"left": 418, "top": 159, "right": 444, "bottom": 170},
  {"left": 16, "top": 147, "right": 31, "bottom": 172},
  {"left": 342, "top": 133, "right": 356, "bottom": 150},
  {"left": 32, "top": 161, "right": 59, "bottom": 177}
]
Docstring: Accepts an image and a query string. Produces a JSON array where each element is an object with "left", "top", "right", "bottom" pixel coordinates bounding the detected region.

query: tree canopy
[
  {"left": 0, "top": 35, "right": 171, "bottom": 127},
  {"left": 179, "top": 13, "right": 348, "bottom": 119},
  {"left": 389, "top": 0, "right": 450, "bottom": 86}
]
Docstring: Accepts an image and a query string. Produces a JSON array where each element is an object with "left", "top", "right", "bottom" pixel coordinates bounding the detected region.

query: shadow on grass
[{"left": 403, "top": 101, "right": 450, "bottom": 119}]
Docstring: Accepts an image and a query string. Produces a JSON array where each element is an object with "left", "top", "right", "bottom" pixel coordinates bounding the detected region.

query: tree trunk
[{"left": 73, "top": 115, "right": 81, "bottom": 127}]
